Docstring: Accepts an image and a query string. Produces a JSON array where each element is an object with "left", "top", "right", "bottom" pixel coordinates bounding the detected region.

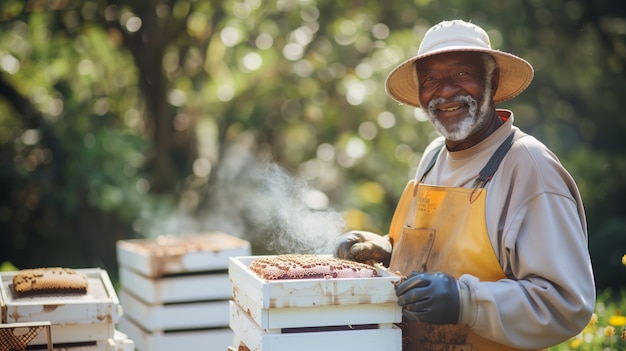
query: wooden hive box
[
  {"left": 117, "top": 315, "right": 234, "bottom": 351},
  {"left": 229, "top": 255, "right": 402, "bottom": 329},
  {"left": 118, "top": 265, "right": 231, "bottom": 305},
  {"left": 119, "top": 289, "right": 230, "bottom": 331},
  {"left": 0, "top": 268, "right": 123, "bottom": 345},
  {"left": 228, "top": 255, "right": 402, "bottom": 351},
  {"left": 116, "top": 232, "right": 251, "bottom": 279},
  {"left": 230, "top": 301, "right": 401, "bottom": 351},
  {"left": 115, "top": 232, "right": 249, "bottom": 351},
  {"left": 46, "top": 331, "right": 135, "bottom": 351}
]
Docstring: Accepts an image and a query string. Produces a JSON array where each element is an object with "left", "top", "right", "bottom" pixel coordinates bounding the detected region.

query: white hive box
[
  {"left": 0, "top": 268, "right": 123, "bottom": 345},
  {"left": 228, "top": 255, "right": 403, "bottom": 351},
  {"left": 118, "top": 265, "right": 231, "bottom": 304},
  {"left": 230, "top": 301, "right": 401, "bottom": 351},
  {"left": 116, "top": 231, "right": 251, "bottom": 278},
  {"left": 119, "top": 290, "right": 229, "bottom": 331},
  {"left": 116, "top": 232, "right": 249, "bottom": 351},
  {"left": 51, "top": 331, "right": 134, "bottom": 351},
  {"left": 117, "top": 315, "right": 234, "bottom": 351},
  {"left": 229, "top": 255, "right": 402, "bottom": 328}
]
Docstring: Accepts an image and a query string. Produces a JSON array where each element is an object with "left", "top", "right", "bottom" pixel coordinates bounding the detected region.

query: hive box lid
[
  {"left": 117, "top": 232, "right": 251, "bottom": 278},
  {"left": 229, "top": 255, "right": 401, "bottom": 329},
  {"left": 0, "top": 268, "right": 122, "bottom": 325}
]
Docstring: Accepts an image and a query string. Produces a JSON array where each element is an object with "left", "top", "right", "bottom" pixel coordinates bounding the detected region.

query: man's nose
[{"left": 435, "top": 77, "right": 462, "bottom": 99}]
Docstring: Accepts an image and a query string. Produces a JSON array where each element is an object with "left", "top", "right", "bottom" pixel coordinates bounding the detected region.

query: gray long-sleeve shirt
[{"left": 415, "top": 110, "right": 595, "bottom": 349}]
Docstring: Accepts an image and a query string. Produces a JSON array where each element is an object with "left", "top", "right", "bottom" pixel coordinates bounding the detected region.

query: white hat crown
[{"left": 418, "top": 20, "right": 492, "bottom": 55}]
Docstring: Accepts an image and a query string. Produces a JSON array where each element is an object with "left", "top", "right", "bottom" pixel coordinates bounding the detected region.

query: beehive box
[
  {"left": 51, "top": 331, "right": 134, "bottom": 351},
  {"left": 230, "top": 301, "right": 401, "bottom": 351},
  {"left": 116, "top": 232, "right": 251, "bottom": 278},
  {"left": 117, "top": 315, "right": 234, "bottom": 351},
  {"left": 228, "top": 255, "right": 402, "bottom": 329},
  {"left": 118, "top": 265, "right": 231, "bottom": 304},
  {"left": 0, "top": 268, "right": 123, "bottom": 345},
  {"left": 116, "top": 232, "right": 248, "bottom": 351},
  {"left": 28, "top": 323, "right": 115, "bottom": 345},
  {"left": 119, "top": 290, "right": 230, "bottom": 331}
]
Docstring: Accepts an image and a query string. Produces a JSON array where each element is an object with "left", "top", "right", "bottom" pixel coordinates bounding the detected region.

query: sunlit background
[{"left": 1, "top": 0, "right": 625, "bottom": 297}]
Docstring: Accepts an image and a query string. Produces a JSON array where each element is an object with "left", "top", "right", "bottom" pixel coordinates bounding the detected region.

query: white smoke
[
  {"left": 140, "top": 134, "right": 346, "bottom": 255},
  {"left": 241, "top": 162, "right": 345, "bottom": 254}
]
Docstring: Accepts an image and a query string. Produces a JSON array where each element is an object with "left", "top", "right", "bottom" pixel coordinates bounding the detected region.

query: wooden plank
[
  {"left": 267, "top": 303, "right": 400, "bottom": 329},
  {"left": 233, "top": 282, "right": 400, "bottom": 329},
  {"left": 119, "top": 266, "right": 231, "bottom": 304},
  {"left": 117, "top": 315, "right": 234, "bottom": 351},
  {"left": 116, "top": 232, "right": 251, "bottom": 278},
  {"left": 229, "top": 301, "right": 402, "bottom": 351},
  {"left": 46, "top": 331, "right": 135, "bottom": 351},
  {"left": 119, "top": 289, "right": 230, "bottom": 331},
  {"left": 31, "top": 322, "right": 114, "bottom": 345}
]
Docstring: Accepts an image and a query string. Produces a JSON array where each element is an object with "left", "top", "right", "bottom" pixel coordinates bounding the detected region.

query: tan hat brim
[{"left": 385, "top": 48, "right": 534, "bottom": 108}]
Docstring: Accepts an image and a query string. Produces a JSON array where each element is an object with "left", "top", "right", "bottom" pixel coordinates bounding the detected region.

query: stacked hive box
[
  {"left": 0, "top": 268, "right": 134, "bottom": 350},
  {"left": 116, "top": 232, "right": 251, "bottom": 351},
  {"left": 228, "top": 255, "right": 403, "bottom": 351}
]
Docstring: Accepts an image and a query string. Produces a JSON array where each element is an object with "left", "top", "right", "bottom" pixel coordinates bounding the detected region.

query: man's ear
[{"left": 491, "top": 68, "right": 500, "bottom": 97}]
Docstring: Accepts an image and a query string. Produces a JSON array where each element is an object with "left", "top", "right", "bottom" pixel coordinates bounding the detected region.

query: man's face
[{"left": 416, "top": 51, "right": 494, "bottom": 141}]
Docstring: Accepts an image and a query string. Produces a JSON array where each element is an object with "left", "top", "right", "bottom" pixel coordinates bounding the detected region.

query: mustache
[{"left": 427, "top": 95, "right": 477, "bottom": 115}]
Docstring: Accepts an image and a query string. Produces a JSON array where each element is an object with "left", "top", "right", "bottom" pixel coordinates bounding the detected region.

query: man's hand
[
  {"left": 395, "top": 272, "right": 460, "bottom": 324},
  {"left": 333, "top": 231, "right": 392, "bottom": 267}
]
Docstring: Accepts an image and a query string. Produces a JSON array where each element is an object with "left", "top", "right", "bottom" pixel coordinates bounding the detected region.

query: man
[{"left": 334, "top": 20, "right": 595, "bottom": 350}]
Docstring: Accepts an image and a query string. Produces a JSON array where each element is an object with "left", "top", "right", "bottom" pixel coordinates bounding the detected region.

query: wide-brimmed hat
[{"left": 385, "top": 20, "right": 534, "bottom": 108}]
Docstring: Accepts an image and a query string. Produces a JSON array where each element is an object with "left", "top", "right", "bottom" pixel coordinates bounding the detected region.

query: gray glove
[
  {"left": 395, "top": 272, "right": 460, "bottom": 324},
  {"left": 333, "top": 231, "right": 392, "bottom": 266}
]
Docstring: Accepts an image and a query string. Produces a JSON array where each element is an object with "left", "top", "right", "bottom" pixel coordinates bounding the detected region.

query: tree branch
[{"left": 0, "top": 73, "right": 42, "bottom": 129}]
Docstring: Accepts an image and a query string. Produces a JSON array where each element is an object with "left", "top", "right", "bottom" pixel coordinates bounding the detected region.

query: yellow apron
[{"left": 388, "top": 134, "right": 543, "bottom": 351}]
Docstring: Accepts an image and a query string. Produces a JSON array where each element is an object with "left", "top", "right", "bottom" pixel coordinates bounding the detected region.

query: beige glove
[{"left": 333, "top": 230, "right": 392, "bottom": 267}]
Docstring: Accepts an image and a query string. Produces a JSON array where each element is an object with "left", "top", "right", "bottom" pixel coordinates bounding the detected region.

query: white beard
[{"left": 423, "top": 86, "right": 493, "bottom": 141}]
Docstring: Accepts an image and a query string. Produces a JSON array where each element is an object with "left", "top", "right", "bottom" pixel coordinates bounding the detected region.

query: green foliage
[
  {"left": 0, "top": 261, "right": 18, "bottom": 272},
  {"left": 0, "top": 3, "right": 159, "bottom": 271}
]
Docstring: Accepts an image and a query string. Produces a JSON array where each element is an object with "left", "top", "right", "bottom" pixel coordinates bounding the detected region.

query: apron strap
[
  {"left": 472, "top": 131, "right": 523, "bottom": 189},
  {"left": 419, "top": 139, "right": 446, "bottom": 183},
  {"left": 419, "top": 131, "right": 525, "bottom": 187}
]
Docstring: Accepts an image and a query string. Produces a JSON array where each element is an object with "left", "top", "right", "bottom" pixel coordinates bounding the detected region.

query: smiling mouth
[
  {"left": 439, "top": 106, "right": 461, "bottom": 112},
  {"left": 437, "top": 104, "right": 467, "bottom": 113}
]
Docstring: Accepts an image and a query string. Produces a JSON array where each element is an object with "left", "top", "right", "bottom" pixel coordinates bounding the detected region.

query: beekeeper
[{"left": 334, "top": 19, "right": 595, "bottom": 351}]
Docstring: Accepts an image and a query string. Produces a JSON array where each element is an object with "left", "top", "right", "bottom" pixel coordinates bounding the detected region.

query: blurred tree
[{"left": 0, "top": 0, "right": 624, "bottom": 291}]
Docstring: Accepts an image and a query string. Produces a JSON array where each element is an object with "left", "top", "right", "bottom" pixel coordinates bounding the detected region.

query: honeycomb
[{"left": 249, "top": 254, "right": 378, "bottom": 280}]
